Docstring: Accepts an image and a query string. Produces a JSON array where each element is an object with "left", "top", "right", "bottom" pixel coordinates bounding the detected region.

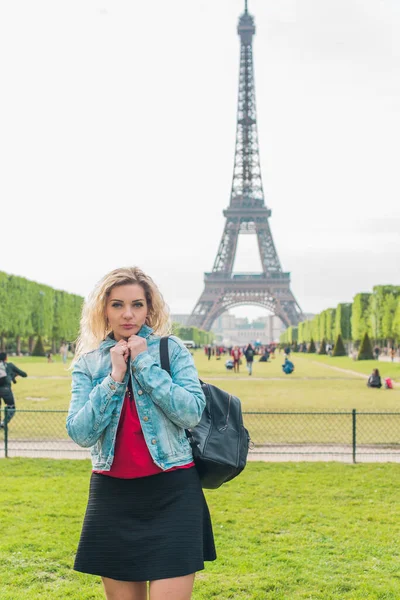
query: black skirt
[{"left": 74, "top": 467, "right": 216, "bottom": 582}]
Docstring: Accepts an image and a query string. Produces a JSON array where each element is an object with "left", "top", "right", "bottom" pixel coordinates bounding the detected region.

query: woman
[
  {"left": 230, "top": 346, "right": 241, "bottom": 373},
  {"left": 367, "top": 368, "right": 382, "bottom": 389},
  {"left": 67, "top": 267, "right": 216, "bottom": 600}
]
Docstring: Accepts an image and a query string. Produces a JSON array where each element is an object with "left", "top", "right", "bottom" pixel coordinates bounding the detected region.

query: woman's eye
[
  {"left": 133, "top": 303, "right": 144, "bottom": 308},
  {"left": 111, "top": 303, "right": 122, "bottom": 308}
]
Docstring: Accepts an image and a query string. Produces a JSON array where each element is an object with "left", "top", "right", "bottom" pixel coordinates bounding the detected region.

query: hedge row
[
  {"left": 0, "top": 271, "right": 83, "bottom": 352},
  {"left": 281, "top": 285, "right": 400, "bottom": 345},
  {"left": 172, "top": 325, "right": 214, "bottom": 346}
]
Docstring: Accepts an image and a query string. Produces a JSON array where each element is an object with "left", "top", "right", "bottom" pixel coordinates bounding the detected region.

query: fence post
[
  {"left": 4, "top": 406, "right": 8, "bottom": 458},
  {"left": 352, "top": 409, "right": 356, "bottom": 464}
]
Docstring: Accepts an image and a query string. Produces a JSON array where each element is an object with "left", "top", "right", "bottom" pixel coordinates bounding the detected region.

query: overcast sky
[{"left": 1, "top": 0, "right": 399, "bottom": 322}]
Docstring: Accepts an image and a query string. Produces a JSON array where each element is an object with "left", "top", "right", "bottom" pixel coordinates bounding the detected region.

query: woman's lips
[{"left": 121, "top": 324, "right": 135, "bottom": 329}]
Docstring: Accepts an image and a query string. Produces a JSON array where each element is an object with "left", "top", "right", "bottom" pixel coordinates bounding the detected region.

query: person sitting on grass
[
  {"left": 259, "top": 348, "right": 270, "bottom": 363},
  {"left": 367, "top": 368, "right": 382, "bottom": 389},
  {"left": 282, "top": 357, "right": 295, "bottom": 375}
]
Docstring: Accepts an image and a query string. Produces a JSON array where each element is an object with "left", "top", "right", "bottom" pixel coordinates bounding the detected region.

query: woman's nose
[{"left": 122, "top": 307, "right": 134, "bottom": 319}]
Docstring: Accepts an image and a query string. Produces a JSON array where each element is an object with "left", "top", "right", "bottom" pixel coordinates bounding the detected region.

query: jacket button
[
  {"left": 109, "top": 384, "right": 116, "bottom": 390},
  {"left": 138, "top": 390, "right": 143, "bottom": 395},
  {"left": 132, "top": 367, "right": 136, "bottom": 373},
  {"left": 143, "top": 416, "right": 149, "bottom": 422},
  {"left": 151, "top": 438, "right": 157, "bottom": 444}
]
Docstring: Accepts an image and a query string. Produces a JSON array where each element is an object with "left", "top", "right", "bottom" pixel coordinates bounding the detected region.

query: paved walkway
[
  {"left": 2, "top": 440, "right": 400, "bottom": 463},
  {"left": 27, "top": 374, "right": 364, "bottom": 382},
  {"left": 28, "top": 375, "right": 70, "bottom": 379},
  {"left": 309, "top": 361, "right": 367, "bottom": 379},
  {"left": 207, "top": 376, "right": 360, "bottom": 381},
  {"left": 379, "top": 356, "right": 400, "bottom": 363},
  {"left": 248, "top": 445, "right": 400, "bottom": 463}
]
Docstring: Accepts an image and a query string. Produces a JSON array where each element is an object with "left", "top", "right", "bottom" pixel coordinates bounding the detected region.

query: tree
[
  {"left": 297, "top": 321, "right": 305, "bottom": 343},
  {"left": 32, "top": 335, "right": 46, "bottom": 357},
  {"left": 7, "top": 275, "right": 32, "bottom": 354},
  {"left": 0, "top": 272, "right": 10, "bottom": 350},
  {"left": 31, "top": 284, "right": 55, "bottom": 338},
  {"left": 335, "top": 303, "right": 352, "bottom": 340},
  {"left": 325, "top": 308, "right": 336, "bottom": 343},
  {"left": 368, "top": 286, "right": 400, "bottom": 343},
  {"left": 357, "top": 332, "right": 373, "bottom": 360},
  {"left": 319, "top": 312, "right": 326, "bottom": 343},
  {"left": 381, "top": 293, "right": 398, "bottom": 344},
  {"left": 174, "top": 324, "right": 214, "bottom": 346},
  {"left": 333, "top": 334, "right": 346, "bottom": 356},
  {"left": 311, "top": 316, "right": 320, "bottom": 343},
  {"left": 393, "top": 298, "right": 400, "bottom": 343},
  {"left": 308, "top": 338, "right": 316, "bottom": 353},
  {"left": 318, "top": 338, "right": 327, "bottom": 355},
  {"left": 351, "top": 293, "right": 371, "bottom": 343}
]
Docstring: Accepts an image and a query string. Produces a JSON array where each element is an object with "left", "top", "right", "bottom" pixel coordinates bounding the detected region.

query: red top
[
  {"left": 93, "top": 388, "right": 194, "bottom": 479},
  {"left": 231, "top": 348, "right": 242, "bottom": 360}
]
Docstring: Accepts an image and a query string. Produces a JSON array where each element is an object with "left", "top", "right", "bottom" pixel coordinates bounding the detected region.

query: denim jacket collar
[{"left": 99, "top": 323, "right": 154, "bottom": 352}]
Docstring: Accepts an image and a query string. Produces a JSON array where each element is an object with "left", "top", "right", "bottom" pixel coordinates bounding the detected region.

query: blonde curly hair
[{"left": 73, "top": 266, "right": 171, "bottom": 363}]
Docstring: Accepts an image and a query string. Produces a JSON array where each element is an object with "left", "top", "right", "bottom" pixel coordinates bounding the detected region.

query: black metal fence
[{"left": 2, "top": 408, "right": 400, "bottom": 463}]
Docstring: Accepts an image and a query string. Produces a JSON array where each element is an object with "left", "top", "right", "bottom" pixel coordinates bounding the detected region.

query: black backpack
[{"left": 160, "top": 337, "right": 250, "bottom": 489}]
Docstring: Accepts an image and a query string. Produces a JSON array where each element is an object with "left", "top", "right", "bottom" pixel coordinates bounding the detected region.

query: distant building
[
  {"left": 212, "top": 312, "right": 286, "bottom": 346},
  {"left": 171, "top": 314, "right": 190, "bottom": 326},
  {"left": 171, "top": 311, "right": 292, "bottom": 346}
]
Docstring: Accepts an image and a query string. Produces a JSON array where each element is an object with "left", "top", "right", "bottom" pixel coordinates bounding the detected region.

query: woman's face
[{"left": 106, "top": 284, "right": 148, "bottom": 341}]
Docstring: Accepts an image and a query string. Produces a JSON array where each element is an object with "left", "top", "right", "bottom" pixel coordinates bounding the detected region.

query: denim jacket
[{"left": 66, "top": 324, "right": 205, "bottom": 471}]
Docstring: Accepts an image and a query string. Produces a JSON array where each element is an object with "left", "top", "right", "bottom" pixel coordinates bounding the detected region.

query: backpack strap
[
  {"left": 159, "top": 337, "right": 197, "bottom": 444},
  {"left": 159, "top": 336, "right": 171, "bottom": 376}
]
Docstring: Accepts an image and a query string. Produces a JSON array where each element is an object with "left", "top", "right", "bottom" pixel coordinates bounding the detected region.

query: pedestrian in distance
[
  {"left": 367, "top": 368, "right": 382, "bottom": 389},
  {"left": 207, "top": 345, "right": 212, "bottom": 361},
  {"left": 60, "top": 343, "right": 69, "bottom": 364},
  {"left": 244, "top": 343, "right": 255, "bottom": 376},
  {"left": 0, "top": 352, "right": 27, "bottom": 429},
  {"left": 230, "top": 346, "right": 241, "bottom": 373},
  {"left": 67, "top": 266, "right": 216, "bottom": 600},
  {"left": 390, "top": 347, "right": 396, "bottom": 362}
]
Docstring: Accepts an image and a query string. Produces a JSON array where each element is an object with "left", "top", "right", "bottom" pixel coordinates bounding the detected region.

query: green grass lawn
[
  {"left": 1, "top": 459, "right": 400, "bottom": 599},
  {"left": 299, "top": 352, "right": 400, "bottom": 379},
  {"left": 7, "top": 351, "right": 400, "bottom": 414},
  {"left": 3, "top": 352, "right": 400, "bottom": 444}
]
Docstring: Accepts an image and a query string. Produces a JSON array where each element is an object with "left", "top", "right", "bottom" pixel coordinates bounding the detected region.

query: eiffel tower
[{"left": 188, "top": 0, "right": 303, "bottom": 331}]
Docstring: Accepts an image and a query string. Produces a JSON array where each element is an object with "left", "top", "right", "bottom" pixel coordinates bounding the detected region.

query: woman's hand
[
  {"left": 127, "top": 335, "right": 147, "bottom": 360},
  {"left": 110, "top": 340, "right": 129, "bottom": 382}
]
